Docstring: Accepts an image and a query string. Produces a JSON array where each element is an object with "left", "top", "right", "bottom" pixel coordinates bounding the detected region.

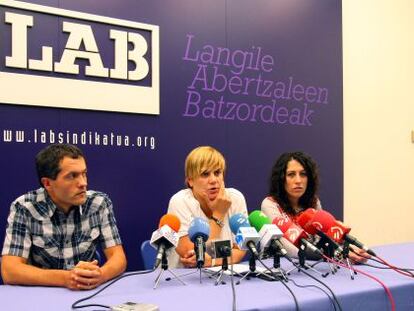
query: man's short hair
[
  {"left": 36, "top": 144, "right": 85, "bottom": 186},
  {"left": 184, "top": 146, "right": 226, "bottom": 187}
]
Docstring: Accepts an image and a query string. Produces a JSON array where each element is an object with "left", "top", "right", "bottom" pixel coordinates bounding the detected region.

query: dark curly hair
[{"left": 269, "top": 151, "right": 319, "bottom": 216}]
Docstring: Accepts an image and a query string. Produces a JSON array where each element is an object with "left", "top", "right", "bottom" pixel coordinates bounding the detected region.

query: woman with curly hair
[
  {"left": 261, "top": 151, "right": 368, "bottom": 262},
  {"left": 263, "top": 151, "right": 320, "bottom": 219}
]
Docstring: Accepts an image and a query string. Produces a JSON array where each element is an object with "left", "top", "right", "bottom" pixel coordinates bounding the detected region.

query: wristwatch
[{"left": 210, "top": 215, "right": 224, "bottom": 228}]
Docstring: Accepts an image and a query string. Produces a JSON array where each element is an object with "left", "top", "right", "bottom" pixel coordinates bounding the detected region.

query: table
[{"left": 1, "top": 242, "right": 413, "bottom": 310}]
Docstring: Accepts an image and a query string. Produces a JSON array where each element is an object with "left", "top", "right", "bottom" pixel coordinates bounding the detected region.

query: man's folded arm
[{"left": 1, "top": 255, "right": 71, "bottom": 287}]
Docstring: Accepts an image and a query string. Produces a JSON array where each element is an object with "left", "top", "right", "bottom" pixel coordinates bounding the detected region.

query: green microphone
[
  {"left": 248, "top": 210, "right": 271, "bottom": 232},
  {"left": 248, "top": 210, "right": 287, "bottom": 256}
]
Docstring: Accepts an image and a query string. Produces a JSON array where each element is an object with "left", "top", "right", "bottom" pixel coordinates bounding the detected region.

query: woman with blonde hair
[{"left": 167, "top": 146, "right": 247, "bottom": 268}]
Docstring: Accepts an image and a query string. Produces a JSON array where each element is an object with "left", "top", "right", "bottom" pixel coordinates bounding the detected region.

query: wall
[
  {"left": 0, "top": 0, "right": 343, "bottom": 270},
  {"left": 343, "top": 0, "right": 414, "bottom": 246}
]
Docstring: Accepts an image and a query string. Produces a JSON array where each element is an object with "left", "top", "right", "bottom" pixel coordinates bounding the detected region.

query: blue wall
[{"left": 0, "top": 0, "right": 342, "bottom": 270}]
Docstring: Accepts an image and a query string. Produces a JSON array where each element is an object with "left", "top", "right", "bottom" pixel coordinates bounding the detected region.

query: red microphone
[
  {"left": 309, "top": 209, "right": 376, "bottom": 256},
  {"left": 272, "top": 214, "right": 308, "bottom": 247},
  {"left": 296, "top": 208, "right": 319, "bottom": 234},
  {"left": 326, "top": 220, "right": 351, "bottom": 243},
  {"left": 273, "top": 215, "right": 322, "bottom": 256},
  {"left": 301, "top": 209, "right": 351, "bottom": 243},
  {"left": 296, "top": 209, "right": 345, "bottom": 258},
  {"left": 310, "top": 210, "right": 338, "bottom": 235}
]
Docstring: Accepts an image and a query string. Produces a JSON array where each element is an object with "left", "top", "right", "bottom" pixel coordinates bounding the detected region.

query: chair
[
  {"left": 95, "top": 250, "right": 103, "bottom": 265},
  {"left": 0, "top": 256, "right": 2, "bottom": 285},
  {"left": 140, "top": 240, "right": 157, "bottom": 270}
]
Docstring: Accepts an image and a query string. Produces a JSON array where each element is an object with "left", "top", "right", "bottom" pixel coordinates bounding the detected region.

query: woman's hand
[
  {"left": 348, "top": 245, "right": 371, "bottom": 264},
  {"left": 207, "top": 185, "right": 231, "bottom": 218},
  {"left": 180, "top": 249, "right": 195, "bottom": 267},
  {"left": 180, "top": 250, "right": 213, "bottom": 268}
]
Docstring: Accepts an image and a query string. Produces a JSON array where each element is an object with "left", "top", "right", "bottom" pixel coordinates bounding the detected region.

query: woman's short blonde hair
[{"left": 185, "top": 146, "right": 226, "bottom": 186}]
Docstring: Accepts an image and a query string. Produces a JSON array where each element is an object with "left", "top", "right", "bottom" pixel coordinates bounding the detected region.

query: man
[{"left": 1, "top": 144, "right": 127, "bottom": 290}]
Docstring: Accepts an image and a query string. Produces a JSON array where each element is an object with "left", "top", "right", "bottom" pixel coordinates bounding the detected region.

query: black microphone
[{"left": 344, "top": 234, "right": 376, "bottom": 257}]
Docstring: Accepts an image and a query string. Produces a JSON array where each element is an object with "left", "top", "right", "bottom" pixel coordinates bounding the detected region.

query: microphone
[
  {"left": 229, "top": 213, "right": 260, "bottom": 258},
  {"left": 272, "top": 215, "right": 322, "bottom": 257},
  {"left": 150, "top": 214, "right": 181, "bottom": 268},
  {"left": 248, "top": 210, "right": 287, "bottom": 256},
  {"left": 343, "top": 234, "right": 376, "bottom": 256},
  {"left": 188, "top": 217, "right": 210, "bottom": 268},
  {"left": 296, "top": 208, "right": 319, "bottom": 234},
  {"left": 301, "top": 209, "right": 376, "bottom": 256},
  {"left": 212, "top": 239, "right": 232, "bottom": 259},
  {"left": 297, "top": 209, "right": 344, "bottom": 257}
]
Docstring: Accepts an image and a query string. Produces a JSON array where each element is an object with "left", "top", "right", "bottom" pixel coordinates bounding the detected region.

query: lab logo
[{"left": 0, "top": 0, "right": 159, "bottom": 114}]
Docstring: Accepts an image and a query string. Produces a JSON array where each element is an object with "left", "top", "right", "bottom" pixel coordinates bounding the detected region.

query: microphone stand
[
  {"left": 208, "top": 243, "right": 240, "bottom": 286},
  {"left": 213, "top": 255, "right": 229, "bottom": 285},
  {"left": 286, "top": 241, "right": 327, "bottom": 277},
  {"left": 153, "top": 250, "right": 186, "bottom": 289},
  {"left": 341, "top": 240, "right": 357, "bottom": 280},
  {"left": 165, "top": 239, "right": 212, "bottom": 284},
  {"left": 236, "top": 255, "right": 257, "bottom": 284},
  {"left": 315, "top": 232, "right": 341, "bottom": 275},
  {"left": 237, "top": 246, "right": 276, "bottom": 284},
  {"left": 267, "top": 241, "right": 288, "bottom": 281}
]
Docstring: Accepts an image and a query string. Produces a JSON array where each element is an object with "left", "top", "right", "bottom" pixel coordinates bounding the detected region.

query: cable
[
  {"left": 285, "top": 256, "right": 342, "bottom": 311},
  {"left": 374, "top": 256, "right": 414, "bottom": 278},
  {"left": 368, "top": 256, "right": 414, "bottom": 271},
  {"left": 256, "top": 257, "right": 300, "bottom": 311},
  {"left": 362, "top": 261, "right": 414, "bottom": 272},
  {"left": 289, "top": 278, "right": 337, "bottom": 311},
  {"left": 229, "top": 256, "right": 237, "bottom": 311},
  {"left": 71, "top": 268, "right": 156, "bottom": 309},
  {"left": 279, "top": 279, "right": 300, "bottom": 311},
  {"left": 362, "top": 262, "right": 400, "bottom": 269},
  {"left": 355, "top": 251, "right": 414, "bottom": 272},
  {"left": 351, "top": 249, "right": 414, "bottom": 278},
  {"left": 225, "top": 214, "right": 237, "bottom": 311},
  {"left": 323, "top": 255, "right": 396, "bottom": 311}
]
